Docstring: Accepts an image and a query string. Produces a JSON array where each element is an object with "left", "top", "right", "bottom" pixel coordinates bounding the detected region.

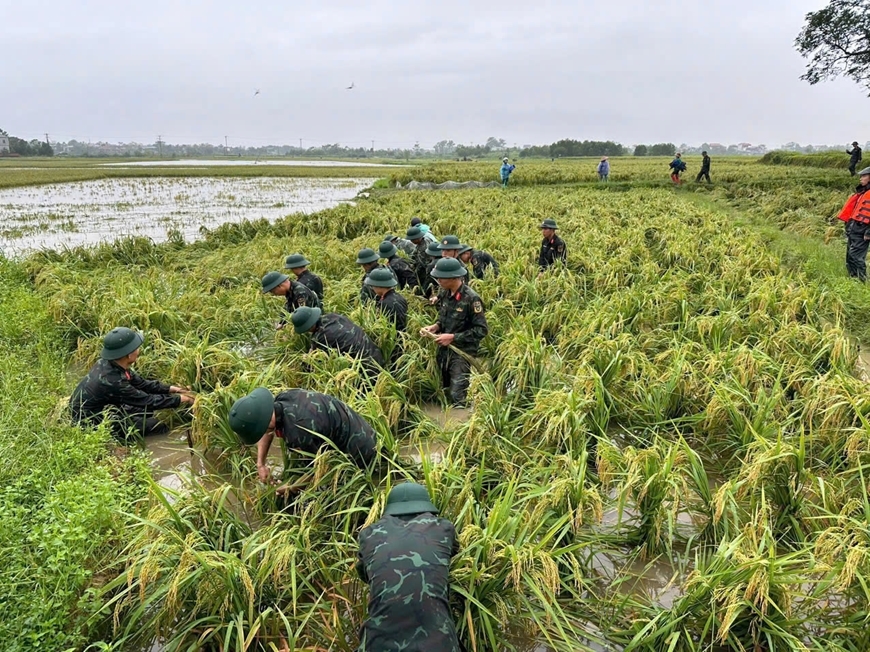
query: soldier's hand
[
  {"left": 434, "top": 333, "right": 455, "bottom": 346},
  {"left": 257, "top": 464, "right": 271, "bottom": 484},
  {"left": 428, "top": 295, "right": 439, "bottom": 305},
  {"left": 179, "top": 394, "right": 195, "bottom": 405},
  {"left": 275, "top": 322, "right": 285, "bottom": 331}
]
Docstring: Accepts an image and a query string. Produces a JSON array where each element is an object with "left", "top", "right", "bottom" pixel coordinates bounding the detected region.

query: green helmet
[
  {"left": 426, "top": 242, "right": 442, "bottom": 258},
  {"left": 383, "top": 482, "right": 438, "bottom": 516},
  {"left": 406, "top": 226, "right": 424, "bottom": 240},
  {"left": 457, "top": 244, "right": 472, "bottom": 255},
  {"left": 356, "top": 248, "right": 379, "bottom": 265},
  {"left": 438, "top": 235, "right": 461, "bottom": 251},
  {"left": 284, "top": 253, "right": 311, "bottom": 269},
  {"left": 365, "top": 268, "right": 398, "bottom": 288},
  {"left": 291, "top": 306, "right": 322, "bottom": 334},
  {"left": 378, "top": 241, "right": 397, "bottom": 259},
  {"left": 431, "top": 257, "right": 468, "bottom": 279},
  {"left": 100, "top": 327, "right": 144, "bottom": 360},
  {"left": 261, "top": 271, "right": 290, "bottom": 293},
  {"left": 228, "top": 388, "right": 275, "bottom": 446},
  {"left": 539, "top": 219, "right": 558, "bottom": 230},
  {"left": 383, "top": 233, "right": 397, "bottom": 242}
]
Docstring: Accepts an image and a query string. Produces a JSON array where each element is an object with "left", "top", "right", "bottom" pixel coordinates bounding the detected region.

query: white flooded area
[
  {"left": 0, "top": 176, "right": 372, "bottom": 256},
  {"left": 100, "top": 159, "right": 403, "bottom": 167}
]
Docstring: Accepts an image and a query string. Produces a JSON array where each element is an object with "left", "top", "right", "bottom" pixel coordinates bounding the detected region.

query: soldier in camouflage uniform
[
  {"left": 228, "top": 387, "right": 377, "bottom": 483},
  {"left": 457, "top": 244, "right": 500, "bottom": 280},
  {"left": 261, "top": 271, "right": 321, "bottom": 329},
  {"left": 356, "top": 482, "right": 461, "bottom": 652},
  {"left": 538, "top": 218, "right": 567, "bottom": 274},
  {"left": 384, "top": 233, "right": 417, "bottom": 257},
  {"left": 420, "top": 258, "right": 488, "bottom": 407},
  {"left": 422, "top": 241, "right": 442, "bottom": 300},
  {"left": 379, "top": 241, "right": 417, "bottom": 290},
  {"left": 291, "top": 306, "right": 385, "bottom": 377},
  {"left": 69, "top": 327, "right": 194, "bottom": 440},
  {"left": 365, "top": 268, "right": 408, "bottom": 331},
  {"left": 437, "top": 235, "right": 462, "bottom": 260},
  {"left": 285, "top": 253, "right": 324, "bottom": 301},
  {"left": 405, "top": 225, "right": 429, "bottom": 289},
  {"left": 357, "top": 248, "right": 398, "bottom": 304}
]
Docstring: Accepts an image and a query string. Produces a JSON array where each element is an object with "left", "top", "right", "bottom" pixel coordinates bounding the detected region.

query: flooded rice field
[
  {"left": 0, "top": 176, "right": 371, "bottom": 256},
  {"left": 100, "top": 159, "right": 405, "bottom": 167}
]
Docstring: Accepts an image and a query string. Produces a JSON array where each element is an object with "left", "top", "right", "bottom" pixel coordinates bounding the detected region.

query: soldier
[
  {"left": 538, "top": 218, "right": 567, "bottom": 274},
  {"left": 291, "top": 306, "right": 386, "bottom": 375},
  {"left": 420, "top": 258, "right": 488, "bottom": 407},
  {"left": 228, "top": 387, "right": 377, "bottom": 485},
  {"left": 410, "top": 216, "right": 438, "bottom": 244},
  {"left": 69, "top": 327, "right": 194, "bottom": 439},
  {"left": 438, "top": 234, "right": 462, "bottom": 259},
  {"left": 422, "top": 241, "right": 442, "bottom": 299},
  {"left": 356, "top": 482, "right": 461, "bottom": 652},
  {"left": 285, "top": 253, "right": 324, "bottom": 301},
  {"left": 365, "top": 268, "right": 408, "bottom": 331},
  {"left": 261, "top": 271, "right": 321, "bottom": 330},
  {"left": 379, "top": 240, "right": 417, "bottom": 290},
  {"left": 356, "top": 248, "right": 397, "bottom": 304},
  {"left": 406, "top": 225, "right": 429, "bottom": 288},
  {"left": 457, "top": 244, "right": 499, "bottom": 279},
  {"left": 383, "top": 233, "right": 416, "bottom": 257}
]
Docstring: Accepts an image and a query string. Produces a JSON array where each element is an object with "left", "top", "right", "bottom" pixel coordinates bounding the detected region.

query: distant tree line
[
  {"left": 632, "top": 143, "right": 677, "bottom": 157},
  {"left": 519, "top": 140, "right": 628, "bottom": 158},
  {"left": 0, "top": 128, "right": 53, "bottom": 156}
]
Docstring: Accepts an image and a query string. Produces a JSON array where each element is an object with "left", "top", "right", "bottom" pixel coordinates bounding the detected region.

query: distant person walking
[
  {"left": 695, "top": 151, "right": 712, "bottom": 183},
  {"left": 500, "top": 157, "right": 516, "bottom": 188},
  {"left": 837, "top": 166, "right": 870, "bottom": 281},
  {"left": 597, "top": 157, "right": 610, "bottom": 182},
  {"left": 669, "top": 153, "right": 687, "bottom": 185},
  {"left": 847, "top": 142, "right": 863, "bottom": 176}
]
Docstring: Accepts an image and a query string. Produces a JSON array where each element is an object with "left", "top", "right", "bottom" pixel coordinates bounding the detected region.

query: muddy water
[{"left": 0, "top": 176, "right": 372, "bottom": 256}]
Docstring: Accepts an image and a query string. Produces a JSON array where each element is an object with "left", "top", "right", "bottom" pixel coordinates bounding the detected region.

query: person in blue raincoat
[
  {"left": 597, "top": 157, "right": 610, "bottom": 182},
  {"left": 500, "top": 157, "right": 516, "bottom": 187}
]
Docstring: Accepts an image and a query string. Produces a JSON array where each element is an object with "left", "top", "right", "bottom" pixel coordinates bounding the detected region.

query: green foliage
[{"left": 760, "top": 150, "right": 850, "bottom": 169}]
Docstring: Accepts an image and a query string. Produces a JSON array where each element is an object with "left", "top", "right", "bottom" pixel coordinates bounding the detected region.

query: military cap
[
  {"left": 406, "top": 226, "right": 424, "bottom": 240},
  {"left": 431, "top": 257, "right": 468, "bottom": 279},
  {"left": 859, "top": 167, "right": 870, "bottom": 176},
  {"left": 426, "top": 242, "right": 442, "bottom": 258},
  {"left": 228, "top": 387, "right": 274, "bottom": 446},
  {"left": 261, "top": 271, "right": 289, "bottom": 293},
  {"left": 457, "top": 244, "right": 472, "bottom": 255},
  {"left": 364, "top": 268, "right": 398, "bottom": 288},
  {"left": 378, "top": 241, "right": 398, "bottom": 259},
  {"left": 383, "top": 233, "right": 397, "bottom": 242},
  {"left": 284, "top": 253, "right": 311, "bottom": 269},
  {"left": 410, "top": 216, "right": 422, "bottom": 226},
  {"left": 383, "top": 482, "right": 439, "bottom": 516},
  {"left": 539, "top": 218, "right": 559, "bottom": 229},
  {"left": 438, "top": 235, "right": 461, "bottom": 250},
  {"left": 356, "top": 248, "right": 379, "bottom": 265},
  {"left": 291, "top": 306, "right": 322, "bottom": 334},
  {"left": 100, "top": 327, "right": 144, "bottom": 360}
]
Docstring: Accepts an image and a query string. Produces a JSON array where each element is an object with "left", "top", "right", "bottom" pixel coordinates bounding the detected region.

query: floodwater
[
  {"left": 0, "top": 176, "right": 371, "bottom": 256},
  {"left": 100, "top": 159, "right": 404, "bottom": 167}
]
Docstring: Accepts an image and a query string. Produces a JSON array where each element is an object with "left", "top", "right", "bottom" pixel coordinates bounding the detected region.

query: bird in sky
[
  {"left": 254, "top": 89, "right": 260, "bottom": 96},
  {"left": 346, "top": 82, "right": 355, "bottom": 90}
]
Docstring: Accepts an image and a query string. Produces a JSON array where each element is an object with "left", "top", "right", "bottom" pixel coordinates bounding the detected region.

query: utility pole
[
  {"left": 224, "top": 135, "right": 228, "bottom": 154},
  {"left": 299, "top": 138, "right": 303, "bottom": 150},
  {"left": 371, "top": 140, "right": 375, "bottom": 151},
  {"left": 44, "top": 133, "right": 50, "bottom": 146},
  {"left": 156, "top": 135, "right": 164, "bottom": 158}
]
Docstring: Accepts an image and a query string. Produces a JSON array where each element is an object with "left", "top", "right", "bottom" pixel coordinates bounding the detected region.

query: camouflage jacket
[
  {"left": 422, "top": 257, "right": 440, "bottom": 298},
  {"left": 436, "top": 284, "right": 488, "bottom": 355},
  {"left": 312, "top": 313, "right": 386, "bottom": 368},
  {"left": 281, "top": 281, "right": 321, "bottom": 325},
  {"left": 69, "top": 358, "right": 180, "bottom": 423},
  {"left": 468, "top": 250, "right": 499, "bottom": 279},
  {"left": 387, "top": 255, "right": 418, "bottom": 290},
  {"left": 538, "top": 234, "right": 567, "bottom": 271},
  {"left": 356, "top": 513, "right": 461, "bottom": 652},
  {"left": 274, "top": 389, "right": 376, "bottom": 467},
  {"left": 360, "top": 265, "right": 398, "bottom": 304},
  {"left": 411, "top": 241, "right": 429, "bottom": 288},
  {"left": 296, "top": 270, "right": 324, "bottom": 300},
  {"left": 377, "top": 289, "right": 408, "bottom": 331}
]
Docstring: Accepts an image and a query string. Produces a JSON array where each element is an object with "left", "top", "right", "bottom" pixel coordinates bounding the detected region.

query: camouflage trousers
[{"left": 437, "top": 349, "right": 472, "bottom": 408}]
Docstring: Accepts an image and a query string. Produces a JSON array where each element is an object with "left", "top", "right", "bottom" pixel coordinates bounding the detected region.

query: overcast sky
[{"left": 3, "top": 0, "right": 867, "bottom": 149}]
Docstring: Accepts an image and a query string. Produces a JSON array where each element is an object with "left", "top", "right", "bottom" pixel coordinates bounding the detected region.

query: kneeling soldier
[
  {"left": 458, "top": 244, "right": 499, "bottom": 279},
  {"left": 291, "top": 306, "right": 385, "bottom": 377},
  {"left": 365, "top": 268, "right": 408, "bottom": 331},
  {"left": 420, "top": 258, "right": 488, "bottom": 407},
  {"left": 357, "top": 248, "right": 397, "bottom": 304},
  {"left": 261, "top": 271, "right": 321, "bottom": 330}
]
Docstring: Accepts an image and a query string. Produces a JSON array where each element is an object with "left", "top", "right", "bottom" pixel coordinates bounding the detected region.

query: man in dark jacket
[
  {"left": 291, "top": 307, "right": 386, "bottom": 374},
  {"left": 356, "top": 482, "right": 461, "bottom": 652},
  {"left": 285, "top": 253, "right": 324, "bottom": 301},
  {"left": 538, "top": 218, "right": 567, "bottom": 274},
  {"left": 457, "top": 244, "right": 499, "bottom": 279},
  {"left": 261, "top": 271, "right": 321, "bottom": 329},
  {"left": 228, "top": 387, "right": 377, "bottom": 484},
  {"left": 695, "top": 151, "right": 711, "bottom": 183},
  {"left": 365, "top": 268, "right": 408, "bottom": 331},
  {"left": 406, "top": 225, "right": 430, "bottom": 288},
  {"left": 69, "top": 327, "right": 194, "bottom": 439},
  {"left": 420, "top": 258, "right": 488, "bottom": 407},
  {"left": 357, "top": 248, "right": 397, "bottom": 304},
  {"left": 837, "top": 166, "right": 870, "bottom": 280},
  {"left": 422, "top": 241, "right": 442, "bottom": 299},
  {"left": 379, "top": 241, "right": 417, "bottom": 290},
  {"left": 848, "top": 142, "right": 863, "bottom": 176}
]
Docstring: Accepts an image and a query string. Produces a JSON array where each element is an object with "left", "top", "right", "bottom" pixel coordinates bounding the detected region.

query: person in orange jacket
[{"left": 837, "top": 166, "right": 870, "bottom": 281}]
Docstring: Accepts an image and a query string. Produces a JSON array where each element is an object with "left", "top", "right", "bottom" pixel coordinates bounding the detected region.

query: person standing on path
[
  {"left": 669, "top": 153, "right": 687, "bottom": 184},
  {"left": 69, "top": 327, "right": 194, "bottom": 440},
  {"left": 285, "top": 253, "right": 324, "bottom": 301},
  {"left": 837, "top": 166, "right": 870, "bottom": 281},
  {"left": 848, "top": 142, "right": 863, "bottom": 176},
  {"left": 696, "top": 151, "right": 712, "bottom": 184},
  {"left": 597, "top": 157, "right": 610, "bottom": 182},
  {"left": 356, "top": 482, "right": 462, "bottom": 652},
  {"left": 261, "top": 271, "right": 321, "bottom": 329},
  {"left": 500, "top": 157, "right": 516, "bottom": 188}
]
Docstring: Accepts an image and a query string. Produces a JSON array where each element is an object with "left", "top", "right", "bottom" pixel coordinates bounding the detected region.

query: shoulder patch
[{"left": 473, "top": 300, "right": 483, "bottom": 314}]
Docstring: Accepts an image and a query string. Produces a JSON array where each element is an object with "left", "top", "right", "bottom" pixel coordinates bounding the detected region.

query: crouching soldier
[
  {"left": 261, "top": 271, "right": 321, "bottom": 329},
  {"left": 356, "top": 482, "right": 461, "bottom": 652},
  {"left": 357, "top": 248, "right": 397, "bottom": 304},
  {"left": 69, "top": 327, "right": 194, "bottom": 439},
  {"left": 228, "top": 387, "right": 377, "bottom": 484},
  {"left": 291, "top": 306, "right": 385, "bottom": 379},
  {"left": 365, "top": 268, "right": 408, "bottom": 332}
]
